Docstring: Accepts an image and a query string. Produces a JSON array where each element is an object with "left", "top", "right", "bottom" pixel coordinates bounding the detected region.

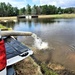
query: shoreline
[
  {"left": 0, "top": 16, "right": 17, "bottom": 20},
  {"left": 38, "top": 14, "right": 75, "bottom": 18},
  {"left": 0, "top": 14, "right": 75, "bottom": 22},
  {"left": 0, "top": 16, "right": 17, "bottom": 22},
  {"left": 27, "top": 46, "right": 75, "bottom": 75}
]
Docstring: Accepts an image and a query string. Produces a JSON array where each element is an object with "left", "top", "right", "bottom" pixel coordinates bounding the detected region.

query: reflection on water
[
  {"left": 1, "top": 21, "right": 16, "bottom": 29},
  {"left": 2, "top": 18, "right": 75, "bottom": 71}
]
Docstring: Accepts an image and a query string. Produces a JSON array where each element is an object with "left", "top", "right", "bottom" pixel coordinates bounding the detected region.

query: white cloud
[
  {"left": 0, "top": 0, "right": 27, "bottom": 8},
  {"left": 32, "top": 0, "right": 38, "bottom": 2},
  {"left": 32, "top": 0, "right": 40, "bottom": 5},
  {"left": 0, "top": 0, "right": 75, "bottom": 8},
  {"left": 40, "top": 0, "right": 75, "bottom": 8}
]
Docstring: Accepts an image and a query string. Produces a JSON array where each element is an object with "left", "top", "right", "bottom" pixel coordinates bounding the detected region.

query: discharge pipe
[
  {"left": 1, "top": 31, "right": 49, "bottom": 50},
  {"left": 1, "top": 31, "right": 32, "bottom": 37}
]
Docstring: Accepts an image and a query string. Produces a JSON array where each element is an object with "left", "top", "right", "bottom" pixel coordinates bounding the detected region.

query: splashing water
[{"left": 32, "top": 33, "right": 49, "bottom": 50}]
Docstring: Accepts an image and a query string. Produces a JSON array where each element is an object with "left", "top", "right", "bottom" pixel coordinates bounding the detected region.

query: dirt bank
[{"left": 14, "top": 57, "right": 43, "bottom": 75}]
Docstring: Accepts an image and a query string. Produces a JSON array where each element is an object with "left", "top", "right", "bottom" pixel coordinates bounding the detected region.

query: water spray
[
  {"left": 32, "top": 33, "right": 49, "bottom": 50},
  {"left": 1, "top": 31, "right": 49, "bottom": 50}
]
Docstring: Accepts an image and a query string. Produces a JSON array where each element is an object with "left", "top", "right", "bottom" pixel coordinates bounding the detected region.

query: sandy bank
[{"left": 0, "top": 16, "right": 17, "bottom": 22}]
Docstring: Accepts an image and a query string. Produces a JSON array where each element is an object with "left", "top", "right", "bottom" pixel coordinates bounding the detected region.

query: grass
[
  {"left": 0, "top": 16, "right": 17, "bottom": 22},
  {"left": 41, "top": 63, "right": 58, "bottom": 75},
  {"left": 0, "top": 24, "right": 12, "bottom": 30},
  {"left": 0, "top": 24, "right": 7, "bottom": 28},
  {"left": 0, "top": 14, "right": 75, "bottom": 20},
  {"left": 14, "top": 57, "right": 42, "bottom": 75},
  {"left": 0, "top": 16, "right": 17, "bottom": 20},
  {"left": 38, "top": 14, "right": 75, "bottom": 18}
]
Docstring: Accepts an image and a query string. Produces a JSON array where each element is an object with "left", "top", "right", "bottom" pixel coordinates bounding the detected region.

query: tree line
[{"left": 0, "top": 2, "right": 75, "bottom": 17}]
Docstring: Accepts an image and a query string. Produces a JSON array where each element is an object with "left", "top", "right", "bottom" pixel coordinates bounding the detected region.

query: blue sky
[{"left": 0, "top": 0, "right": 75, "bottom": 8}]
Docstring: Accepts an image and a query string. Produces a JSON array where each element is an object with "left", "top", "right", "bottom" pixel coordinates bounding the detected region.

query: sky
[{"left": 0, "top": 0, "right": 75, "bottom": 8}]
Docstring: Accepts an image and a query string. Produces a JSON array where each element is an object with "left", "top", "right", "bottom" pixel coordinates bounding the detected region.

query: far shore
[
  {"left": 0, "top": 14, "right": 75, "bottom": 22},
  {"left": 0, "top": 16, "right": 17, "bottom": 20},
  {"left": 0, "top": 16, "right": 17, "bottom": 22},
  {"left": 38, "top": 14, "right": 75, "bottom": 18}
]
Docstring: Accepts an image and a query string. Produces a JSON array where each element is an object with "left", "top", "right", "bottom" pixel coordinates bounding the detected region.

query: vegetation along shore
[
  {"left": 0, "top": 14, "right": 75, "bottom": 22},
  {"left": 38, "top": 14, "right": 75, "bottom": 18},
  {"left": 0, "top": 2, "right": 75, "bottom": 17}
]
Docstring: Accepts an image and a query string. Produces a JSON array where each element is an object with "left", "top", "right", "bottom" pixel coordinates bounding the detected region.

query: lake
[{"left": 2, "top": 18, "right": 75, "bottom": 71}]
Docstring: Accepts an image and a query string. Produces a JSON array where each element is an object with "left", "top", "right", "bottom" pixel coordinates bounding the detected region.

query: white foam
[{"left": 32, "top": 33, "right": 49, "bottom": 50}]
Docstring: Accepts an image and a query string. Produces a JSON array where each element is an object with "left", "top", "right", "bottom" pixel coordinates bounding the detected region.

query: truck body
[{"left": 0, "top": 35, "right": 33, "bottom": 75}]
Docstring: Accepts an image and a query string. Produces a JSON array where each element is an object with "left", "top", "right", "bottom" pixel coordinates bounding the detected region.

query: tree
[
  {"left": 32, "top": 5, "right": 38, "bottom": 15},
  {"left": 40, "top": 5, "right": 48, "bottom": 14},
  {"left": 0, "top": 2, "right": 75, "bottom": 16},
  {"left": 40, "top": 5, "right": 57, "bottom": 15},
  {"left": 26, "top": 4, "right": 31, "bottom": 15},
  {"left": 13, "top": 7, "right": 19, "bottom": 16},
  {"left": 48, "top": 5, "right": 57, "bottom": 14},
  {"left": 57, "top": 7, "right": 62, "bottom": 14},
  {"left": 0, "top": 2, "right": 19, "bottom": 16},
  {"left": 0, "top": 2, "right": 7, "bottom": 16},
  {"left": 6, "top": 3, "right": 14, "bottom": 16},
  {"left": 64, "top": 7, "right": 75, "bottom": 13},
  {"left": 19, "top": 7, "right": 26, "bottom": 15}
]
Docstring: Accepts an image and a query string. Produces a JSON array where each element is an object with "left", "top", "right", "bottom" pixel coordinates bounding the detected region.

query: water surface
[{"left": 2, "top": 18, "right": 75, "bottom": 71}]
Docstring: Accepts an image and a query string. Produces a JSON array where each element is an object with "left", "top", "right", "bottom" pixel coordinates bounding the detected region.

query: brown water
[{"left": 2, "top": 18, "right": 75, "bottom": 71}]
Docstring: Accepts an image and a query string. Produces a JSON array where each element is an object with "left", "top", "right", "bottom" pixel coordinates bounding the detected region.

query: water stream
[{"left": 32, "top": 33, "right": 49, "bottom": 50}]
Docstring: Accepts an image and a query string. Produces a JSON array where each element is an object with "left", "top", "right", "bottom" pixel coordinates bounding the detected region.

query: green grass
[
  {"left": 0, "top": 24, "right": 12, "bottom": 30},
  {"left": 0, "top": 24, "right": 7, "bottom": 28},
  {"left": 0, "top": 16, "right": 17, "bottom": 20},
  {"left": 41, "top": 63, "right": 58, "bottom": 75},
  {"left": 38, "top": 14, "right": 75, "bottom": 18}
]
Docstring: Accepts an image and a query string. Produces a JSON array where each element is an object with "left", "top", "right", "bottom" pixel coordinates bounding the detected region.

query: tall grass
[
  {"left": 0, "top": 24, "right": 12, "bottom": 30},
  {"left": 41, "top": 63, "right": 58, "bottom": 75},
  {"left": 38, "top": 14, "right": 75, "bottom": 18}
]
